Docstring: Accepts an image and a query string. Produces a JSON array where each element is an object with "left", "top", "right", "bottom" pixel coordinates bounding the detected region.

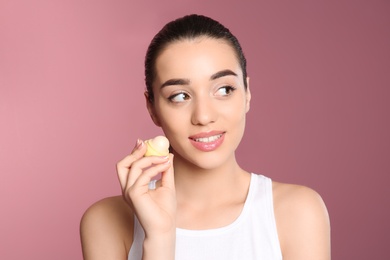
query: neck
[{"left": 172, "top": 153, "right": 250, "bottom": 208}]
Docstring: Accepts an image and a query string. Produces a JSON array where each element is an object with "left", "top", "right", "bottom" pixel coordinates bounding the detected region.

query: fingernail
[
  {"left": 157, "top": 155, "right": 168, "bottom": 161},
  {"left": 136, "top": 139, "right": 143, "bottom": 149},
  {"left": 163, "top": 158, "right": 170, "bottom": 164}
]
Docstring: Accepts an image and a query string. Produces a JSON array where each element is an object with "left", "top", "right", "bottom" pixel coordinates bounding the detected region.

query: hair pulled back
[{"left": 145, "top": 14, "right": 248, "bottom": 102}]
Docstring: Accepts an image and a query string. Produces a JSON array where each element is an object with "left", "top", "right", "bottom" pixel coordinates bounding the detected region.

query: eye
[
  {"left": 168, "top": 92, "right": 190, "bottom": 103},
  {"left": 215, "top": 86, "right": 236, "bottom": 97}
]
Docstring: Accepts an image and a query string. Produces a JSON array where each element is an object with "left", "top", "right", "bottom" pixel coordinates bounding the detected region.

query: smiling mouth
[{"left": 192, "top": 134, "right": 223, "bottom": 143}]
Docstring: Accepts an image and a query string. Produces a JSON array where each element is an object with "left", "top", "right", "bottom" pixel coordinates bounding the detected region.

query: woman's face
[{"left": 147, "top": 37, "right": 251, "bottom": 170}]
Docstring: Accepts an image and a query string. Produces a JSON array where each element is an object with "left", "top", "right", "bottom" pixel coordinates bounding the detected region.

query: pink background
[{"left": 1, "top": 0, "right": 389, "bottom": 259}]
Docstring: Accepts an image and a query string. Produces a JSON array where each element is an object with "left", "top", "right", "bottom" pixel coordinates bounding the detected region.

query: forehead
[{"left": 154, "top": 37, "right": 242, "bottom": 81}]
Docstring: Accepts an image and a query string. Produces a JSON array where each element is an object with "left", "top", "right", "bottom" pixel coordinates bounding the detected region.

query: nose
[{"left": 191, "top": 97, "right": 217, "bottom": 126}]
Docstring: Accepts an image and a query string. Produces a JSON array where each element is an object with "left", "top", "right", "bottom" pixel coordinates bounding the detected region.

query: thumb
[{"left": 160, "top": 154, "right": 175, "bottom": 191}]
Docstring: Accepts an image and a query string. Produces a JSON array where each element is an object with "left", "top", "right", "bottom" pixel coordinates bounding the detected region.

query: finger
[
  {"left": 160, "top": 154, "right": 175, "bottom": 191},
  {"left": 117, "top": 140, "right": 146, "bottom": 170},
  {"left": 129, "top": 161, "right": 171, "bottom": 196},
  {"left": 127, "top": 155, "right": 169, "bottom": 188},
  {"left": 116, "top": 139, "right": 147, "bottom": 191}
]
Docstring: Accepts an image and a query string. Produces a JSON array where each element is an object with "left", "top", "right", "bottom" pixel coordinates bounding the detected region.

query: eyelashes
[
  {"left": 168, "top": 92, "right": 190, "bottom": 103},
  {"left": 215, "top": 86, "right": 237, "bottom": 96},
  {"left": 167, "top": 85, "right": 237, "bottom": 103}
]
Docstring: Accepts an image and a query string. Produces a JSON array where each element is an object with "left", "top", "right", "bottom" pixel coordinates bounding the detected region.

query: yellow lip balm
[{"left": 144, "top": 136, "right": 170, "bottom": 157}]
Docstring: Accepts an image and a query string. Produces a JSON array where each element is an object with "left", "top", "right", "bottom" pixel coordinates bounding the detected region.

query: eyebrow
[
  {"left": 160, "top": 69, "right": 238, "bottom": 89},
  {"left": 210, "top": 69, "right": 238, "bottom": 80},
  {"left": 161, "top": 78, "right": 190, "bottom": 88}
]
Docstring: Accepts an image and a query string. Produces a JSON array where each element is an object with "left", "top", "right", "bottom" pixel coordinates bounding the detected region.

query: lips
[
  {"left": 193, "top": 134, "right": 223, "bottom": 143},
  {"left": 189, "top": 131, "right": 225, "bottom": 152}
]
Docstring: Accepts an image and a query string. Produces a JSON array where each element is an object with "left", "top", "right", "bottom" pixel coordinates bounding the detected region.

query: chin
[{"left": 187, "top": 151, "right": 235, "bottom": 171}]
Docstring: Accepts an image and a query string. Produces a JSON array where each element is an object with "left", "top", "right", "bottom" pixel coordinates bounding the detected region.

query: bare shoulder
[
  {"left": 272, "top": 182, "right": 331, "bottom": 260},
  {"left": 80, "top": 195, "right": 134, "bottom": 260},
  {"left": 272, "top": 181, "right": 328, "bottom": 214}
]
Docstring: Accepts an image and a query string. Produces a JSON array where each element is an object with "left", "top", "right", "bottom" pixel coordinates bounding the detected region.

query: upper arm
[
  {"left": 273, "top": 183, "right": 331, "bottom": 260},
  {"left": 80, "top": 196, "right": 134, "bottom": 260}
]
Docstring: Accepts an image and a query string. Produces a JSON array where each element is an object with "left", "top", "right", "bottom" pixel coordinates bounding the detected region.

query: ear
[
  {"left": 245, "top": 77, "right": 251, "bottom": 113},
  {"left": 144, "top": 92, "right": 162, "bottom": 127}
]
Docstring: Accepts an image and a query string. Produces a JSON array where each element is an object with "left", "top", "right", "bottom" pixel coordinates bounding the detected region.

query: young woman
[{"left": 80, "top": 14, "right": 330, "bottom": 260}]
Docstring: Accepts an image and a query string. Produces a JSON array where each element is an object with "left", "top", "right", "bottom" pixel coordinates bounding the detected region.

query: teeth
[{"left": 195, "top": 134, "right": 222, "bottom": 143}]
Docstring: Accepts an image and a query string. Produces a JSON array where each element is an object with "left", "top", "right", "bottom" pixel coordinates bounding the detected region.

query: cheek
[
  {"left": 155, "top": 106, "right": 185, "bottom": 134},
  {"left": 221, "top": 99, "right": 247, "bottom": 123}
]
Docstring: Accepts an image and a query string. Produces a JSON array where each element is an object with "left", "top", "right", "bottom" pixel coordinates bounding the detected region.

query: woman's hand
[{"left": 116, "top": 139, "right": 176, "bottom": 259}]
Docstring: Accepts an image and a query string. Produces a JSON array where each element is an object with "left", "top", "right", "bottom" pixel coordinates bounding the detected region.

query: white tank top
[{"left": 128, "top": 173, "right": 282, "bottom": 259}]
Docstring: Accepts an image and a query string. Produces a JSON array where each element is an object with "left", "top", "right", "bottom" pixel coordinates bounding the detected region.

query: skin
[{"left": 80, "top": 37, "right": 330, "bottom": 260}]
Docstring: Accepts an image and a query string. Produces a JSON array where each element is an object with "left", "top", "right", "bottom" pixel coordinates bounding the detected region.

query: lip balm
[{"left": 144, "top": 136, "right": 170, "bottom": 157}]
